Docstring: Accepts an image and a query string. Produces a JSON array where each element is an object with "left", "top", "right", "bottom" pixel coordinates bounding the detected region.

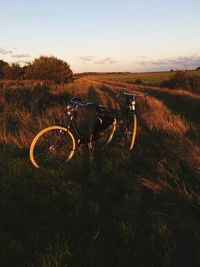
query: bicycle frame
[
  {"left": 118, "top": 89, "right": 147, "bottom": 119},
  {"left": 62, "top": 99, "right": 115, "bottom": 145},
  {"left": 113, "top": 93, "right": 136, "bottom": 131},
  {"left": 112, "top": 89, "right": 147, "bottom": 150},
  {"left": 59, "top": 103, "right": 89, "bottom": 145}
]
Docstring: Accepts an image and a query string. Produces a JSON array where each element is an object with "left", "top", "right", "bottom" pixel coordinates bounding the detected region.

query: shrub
[
  {"left": 0, "top": 60, "right": 9, "bottom": 79},
  {"left": 134, "top": 79, "right": 144, "bottom": 85},
  {"left": 2, "top": 63, "right": 24, "bottom": 80},
  {"left": 25, "top": 56, "right": 73, "bottom": 83},
  {"left": 160, "top": 71, "right": 200, "bottom": 94}
]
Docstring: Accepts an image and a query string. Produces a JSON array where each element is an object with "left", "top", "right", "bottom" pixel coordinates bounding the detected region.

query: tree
[
  {"left": 2, "top": 63, "right": 23, "bottom": 80},
  {"left": 25, "top": 56, "right": 73, "bottom": 83},
  {"left": 0, "top": 60, "right": 9, "bottom": 79}
]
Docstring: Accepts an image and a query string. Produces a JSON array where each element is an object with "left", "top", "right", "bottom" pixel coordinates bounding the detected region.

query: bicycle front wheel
[
  {"left": 30, "top": 126, "right": 76, "bottom": 168},
  {"left": 124, "top": 113, "right": 137, "bottom": 151}
]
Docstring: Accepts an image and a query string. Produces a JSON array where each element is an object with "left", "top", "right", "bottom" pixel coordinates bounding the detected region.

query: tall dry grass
[{"left": 1, "top": 77, "right": 200, "bottom": 266}]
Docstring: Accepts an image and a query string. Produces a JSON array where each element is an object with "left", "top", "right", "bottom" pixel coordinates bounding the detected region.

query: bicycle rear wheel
[
  {"left": 30, "top": 126, "right": 76, "bottom": 168},
  {"left": 124, "top": 113, "right": 137, "bottom": 151},
  {"left": 88, "top": 119, "right": 117, "bottom": 151}
]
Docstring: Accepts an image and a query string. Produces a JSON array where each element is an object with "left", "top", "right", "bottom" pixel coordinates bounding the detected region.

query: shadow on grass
[
  {"left": 87, "top": 85, "right": 100, "bottom": 104},
  {"left": 1, "top": 120, "right": 200, "bottom": 266}
]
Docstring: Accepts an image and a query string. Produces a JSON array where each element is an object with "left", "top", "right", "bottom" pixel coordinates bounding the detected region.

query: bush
[
  {"left": 25, "top": 56, "right": 73, "bottom": 83},
  {"left": 134, "top": 79, "right": 143, "bottom": 85},
  {"left": 0, "top": 60, "right": 9, "bottom": 79},
  {"left": 2, "top": 63, "right": 24, "bottom": 80},
  {"left": 160, "top": 71, "right": 200, "bottom": 94}
]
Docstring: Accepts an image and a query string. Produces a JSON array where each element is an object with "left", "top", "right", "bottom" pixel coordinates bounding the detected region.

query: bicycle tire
[
  {"left": 124, "top": 113, "right": 137, "bottom": 151},
  {"left": 30, "top": 126, "right": 76, "bottom": 168},
  {"left": 88, "top": 119, "right": 117, "bottom": 151}
]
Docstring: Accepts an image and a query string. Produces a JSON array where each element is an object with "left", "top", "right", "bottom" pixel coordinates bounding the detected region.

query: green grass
[{"left": 88, "top": 70, "right": 200, "bottom": 86}]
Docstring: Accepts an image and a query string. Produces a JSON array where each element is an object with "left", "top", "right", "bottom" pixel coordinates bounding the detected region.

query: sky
[{"left": 1, "top": 0, "right": 200, "bottom": 73}]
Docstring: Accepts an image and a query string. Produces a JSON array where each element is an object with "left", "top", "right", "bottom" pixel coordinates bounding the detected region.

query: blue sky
[{"left": 1, "top": 0, "right": 200, "bottom": 72}]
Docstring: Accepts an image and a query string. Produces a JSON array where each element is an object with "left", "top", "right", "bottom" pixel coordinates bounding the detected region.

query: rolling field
[
  {"left": 1, "top": 76, "right": 200, "bottom": 266},
  {"left": 87, "top": 69, "right": 200, "bottom": 86}
]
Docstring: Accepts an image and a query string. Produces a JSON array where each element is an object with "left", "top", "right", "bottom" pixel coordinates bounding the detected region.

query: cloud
[
  {"left": 94, "top": 57, "right": 117, "bottom": 65},
  {"left": 80, "top": 56, "right": 94, "bottom": 62},
  {"left": 0, "top": 48, "right": 13, "bottom": 55},
  {"left": 134, "top": 55, "right": 200, "bottom": 70},
  {"left": 15, "top": 60, "right": 31, "bottom": 65},
  {"left": 11, "top": 53, "right": 31, "bottom": 58},
  {"left": 79, "top": 56, "right": 117, "bottom": 65},
  {"left": 136, "top": 59, "right": 166, "bottom": 66},
  {"left": 139, "top": 56, "right": 148, "bottom": 59}
]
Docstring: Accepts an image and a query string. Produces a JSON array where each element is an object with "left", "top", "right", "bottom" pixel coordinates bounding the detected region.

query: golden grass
[
  {"left": 1, "top": 77, "right": 200, "bottom": 266},
  {"left": 1, "top": 77, "right": 200, "bottom": 203},
  {"left": 138, "top": 96, "right": 189, "bottom": 135},
  {"left": 142, "top": 178, "right": 163, "bottom": 192}
]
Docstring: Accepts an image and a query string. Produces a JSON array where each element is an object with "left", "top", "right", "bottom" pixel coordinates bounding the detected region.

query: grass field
[
  {"left": 1, "top": 75, "right": 200, "bottom": 266},
  {"left": 88, "top": 69, "right": 200, "bottom": 86}
]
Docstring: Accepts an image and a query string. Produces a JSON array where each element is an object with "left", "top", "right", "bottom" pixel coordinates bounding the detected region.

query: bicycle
[
  {"left": 95, "top": 89, "right": 147, "bottom": 151},
  {"left": 29, "top": 97, "right": 117, "bottom": 168}
]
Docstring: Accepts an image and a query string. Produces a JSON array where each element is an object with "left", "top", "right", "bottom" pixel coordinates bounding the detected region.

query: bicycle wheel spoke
[
  {"left": 36, "top": 152, "right": 49, "bottom": 165},
  {"left": 39, "top": 153, "right": 52, "bottom": 166}
]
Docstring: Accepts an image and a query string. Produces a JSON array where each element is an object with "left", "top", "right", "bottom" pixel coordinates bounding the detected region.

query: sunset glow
[{"left": 1, "top": 0, "right": 200, "bottom": 72}]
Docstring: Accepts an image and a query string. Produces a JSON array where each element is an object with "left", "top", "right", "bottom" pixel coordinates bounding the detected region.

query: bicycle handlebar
[
  {"left": 117, "top": 89, "right": 148, "bottom": 98},
  {"left": 69, "top": 97, "right": 96, "bottom": 108},
  {"left": 69, "top": 97, "right": 111, "bottom": 115}
]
